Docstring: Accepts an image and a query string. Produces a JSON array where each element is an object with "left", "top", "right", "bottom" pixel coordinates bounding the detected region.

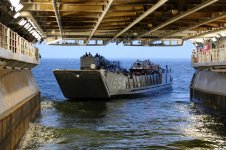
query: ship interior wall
[{"left": 0, "top": 69, "right": 40, "bottom": 149}]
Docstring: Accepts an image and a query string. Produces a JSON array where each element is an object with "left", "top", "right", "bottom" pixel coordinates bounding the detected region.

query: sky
[{"left": 37, "top": 41, "right": 194, "bottom": 59}]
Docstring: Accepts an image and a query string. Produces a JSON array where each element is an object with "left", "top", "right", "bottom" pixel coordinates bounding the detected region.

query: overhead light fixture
[
  {"left": 15, "top": 3, "right": 23, "bottom": 12},
  {"left": 18, "top": 18, "right": 27, "bottom": 26},
  {"left": 18, "top": 17, "right": 44, "bottom": 41},
  {"left": 28, "top": 27, "right": 33, "bottom": 32},
  {"left": 133, "top": 32, "right": 138, "bottom": 36},
  {"left": 32, "top": 31, "right": 37, "bottom": 37},
  {"left": 13, "top": 12, "right": 20, "bottom": 18},
  {"left": 9, "top": 0, "right": 20, "bottom": 7},
  {"left": 24, "top": 23, "right": 31, "bottom": 29},
  {"left": 29, "top": 30, "right": 34, "bottom": 34},
  {"left": 171, "top": 9, "right": 178, "bottom": 15},
  {"left": 9, "top": 0, "right": 24, "bottom": 12}
]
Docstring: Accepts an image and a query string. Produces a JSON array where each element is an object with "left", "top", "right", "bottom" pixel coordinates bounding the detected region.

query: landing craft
[{"left": 53, "top": 53, "right": 173, "bottom": 99}]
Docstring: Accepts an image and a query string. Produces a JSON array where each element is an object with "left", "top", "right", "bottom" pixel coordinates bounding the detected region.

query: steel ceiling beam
[
  {"left": 20, "top": 11, "right": 46, "bottom": 38},
  {"left": 127, "top": 0, "right": 219, "bottom": 43},
  {"left": 23, "top": 3, "right": 103, "bottom": 12},
  {"left": 184, "top": 27, "right": 226, "bottom": 40},
  {"left": 85, "top": 0, "right": 114, "bottom": 45},
  {"left": 148, "top": 12, "right": 226, "bottom": 43},
  {"left": 106, "top": 0, "right": 168, "bottom": 45},
  {"left": 22, "top": 2, "right": 106, "bottom": 5},
  {"left": 52, "top": 0, "right": 63, "bottom": 39}
]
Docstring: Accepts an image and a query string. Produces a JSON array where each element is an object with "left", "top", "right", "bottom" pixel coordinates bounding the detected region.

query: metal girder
[
  {"left": 48, "top": 32, "right": 116, "bottom": 36},
  {"left": 127, "top": 0, "right": 219, "bottom": 43},
  {"left": 184, "top": 27, "right": 226, "bottom": 40},
  {"left": 49, "top": 39, "right": 106, "bottom": 46},
  {"left": 23, "top": 3, "right": 146, "bottom": 12},
  {"left": 20, "top": 11, "right": 46, "bottom": 38},
  {"left": 106, "top": 0, "right": 168, "bottom": 44},
  {"left": 123, "top": 39, "right": 184, "bottom": 46},
  {"left": 21, "top": 1, "right": 106, "bottom": 5},
  {"left": 46, "top": 36, "right": 62, "bottom": 44},
  {"left": 85, "top": 0, "right": 114, "bottom": 45},
  {"left": 23, "top": 3, "right": 103, "bottom": 12},
  {"left": 44, "top": 29, "right": 118, "bottom": 32},
  {"left": 52, "top": 0, "right": 63, "bottom": 39},
  {"left": 64, "top": 37, "right": 110, "bottom": 40},
  {"left": 148, "top": 12, "right": 226, "bottom": 43},
  {"left": 17, "top": 0, "right": 226, "bottom": 46},
  {"left": 49, "top": 43, "right": 106, "bottom": 46}
]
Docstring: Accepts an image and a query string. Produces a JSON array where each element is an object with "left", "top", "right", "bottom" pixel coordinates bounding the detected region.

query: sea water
[{"left": 19, "top": 59, "right": 226, "bottom": 149}]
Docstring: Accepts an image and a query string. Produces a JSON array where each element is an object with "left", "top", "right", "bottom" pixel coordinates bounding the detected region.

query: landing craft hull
[
  {"left": 190, "top": 70, "right": 226, "bottom": 115},
  {"left": 53, "top": 70, "right": 172, "bottom": 99},
  {"left": 53, "top": 70, "right": 110, "bottom": 99}
]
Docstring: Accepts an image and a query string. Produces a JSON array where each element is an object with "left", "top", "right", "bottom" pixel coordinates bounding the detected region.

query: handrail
[
  {"left": 0, "top": 22, "right": 39, "bottom": 61},
  {"left": 192, "top": 48, "right": 226, "bottom": 64}
]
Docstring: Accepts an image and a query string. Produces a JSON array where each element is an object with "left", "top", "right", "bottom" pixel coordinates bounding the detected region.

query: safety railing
[
  {"left": 129, "top": 74, "right": 162, "bottom": 89},
  {"left": 192, "top": 48, "right": 226, "bottom": 65},
  {"left": 0, "top": 22, "right": 39, "bottom": 61}
]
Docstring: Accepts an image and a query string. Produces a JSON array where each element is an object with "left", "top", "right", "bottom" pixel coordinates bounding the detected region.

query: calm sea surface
[{"left": 19, "top": 59, "right": 226, "bottom": 149}]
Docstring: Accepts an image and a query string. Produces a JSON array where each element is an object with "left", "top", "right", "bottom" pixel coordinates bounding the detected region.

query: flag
[{"left": 204, "top": 42, "right": 211, "bottom": 51}]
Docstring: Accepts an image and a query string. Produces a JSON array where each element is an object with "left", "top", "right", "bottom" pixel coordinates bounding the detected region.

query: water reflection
[
  {"left": 178, "top": 105, "right": 226, "bottom": 149},
  {"left": 19, "top": 59, "right": 226, "bottom": 149},
  {"left": 19, "top": 97, "right": 226, "bottom": 149},
  {"left": 54, "top": 100, "right": 107, "bottom": 118}
]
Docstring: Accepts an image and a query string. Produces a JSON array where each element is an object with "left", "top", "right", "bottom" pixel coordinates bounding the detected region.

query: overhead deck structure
[{"left": 2, "top": 0, "right": 226, "bottom": 46}]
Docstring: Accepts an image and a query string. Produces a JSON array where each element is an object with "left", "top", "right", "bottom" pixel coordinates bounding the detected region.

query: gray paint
[
  {"left": 192, "top": 70, "right": 226, "bottom": 96},
  {"left": 53, "top": 69, "right": 173, "bottom": 99}
]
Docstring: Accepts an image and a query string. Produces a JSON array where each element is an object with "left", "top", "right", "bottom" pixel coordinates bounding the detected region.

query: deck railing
[
  {"left": 0, "top": 22, "right": 39, "bottom": 61},
  {"left": 192, "top": 48, "right": 226, "bottom": 64}
]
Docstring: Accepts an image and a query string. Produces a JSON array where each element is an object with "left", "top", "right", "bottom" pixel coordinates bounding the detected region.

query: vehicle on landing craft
[{"left": 53, "top": 53, "right": 173, "bottom": 99}]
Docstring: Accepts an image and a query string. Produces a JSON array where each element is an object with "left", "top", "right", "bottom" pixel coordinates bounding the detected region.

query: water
[{"left": 19, "top": 59, "right": 226, "bottom": 149}]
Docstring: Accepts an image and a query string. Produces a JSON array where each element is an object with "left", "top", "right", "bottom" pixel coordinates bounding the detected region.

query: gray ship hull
[
  {"left": 53, "top": 69, "right": 172, "bottom": 99},
  {"left": 190, "top": 70, "right": 226, "bottom": 115},
  {"left": 53, "top": 70, "right": 110, "bottom": 99}
]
